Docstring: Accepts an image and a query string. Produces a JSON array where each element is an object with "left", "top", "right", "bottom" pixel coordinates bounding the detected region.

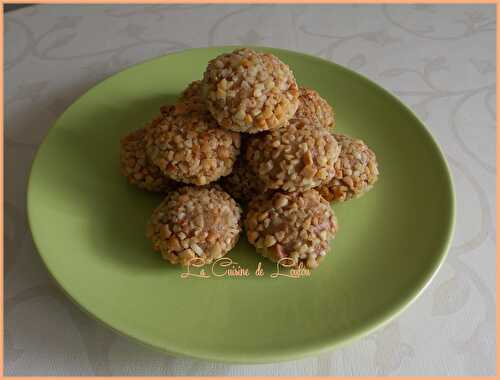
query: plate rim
[{"left": 26, "top": 45, "right": 456, "bottom": 364}]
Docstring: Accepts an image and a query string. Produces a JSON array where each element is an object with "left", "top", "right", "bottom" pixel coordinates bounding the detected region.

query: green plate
[{"left": 27, "top": 46, "right": 455, "bottom": 363}]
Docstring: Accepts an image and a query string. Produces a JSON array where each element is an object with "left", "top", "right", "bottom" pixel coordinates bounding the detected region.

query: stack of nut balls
[{"left": 120, "top": 48, "right": 379, "bottom": 270}]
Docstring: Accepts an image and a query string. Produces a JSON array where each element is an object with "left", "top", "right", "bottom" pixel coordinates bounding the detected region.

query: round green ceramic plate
[{"left": 27, "top": 46, "right": 454, "bottom": 363}]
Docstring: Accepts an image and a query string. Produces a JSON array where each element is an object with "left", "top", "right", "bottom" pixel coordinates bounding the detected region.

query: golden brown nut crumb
[
  {"left": 317, "top": 133, "right": 379, "bottom": 202},
  {"left": 219, "top": 138, "right": 265, "bottom": 202},
  {"left": 203, "top": 48, "right": 300, "bottom": 133},
  {"left": 246, "top": 119, "right": 340, "bottom": 192},
  {"left": 245, "top": 189, "right": 338, "bottom": 269},
  {"left": 147, "top": 186, "right": 242, "bottom": 266},
  {"left": 175, "top": 80, "right": 207, "bottom": 113},
  {"left": 293, "top": 87, "right": 335, "bottom": 130},
  {"left": 145, "top": 106, "right": 241, "bottom": 185},
  {"left": 219, "top": 156, "right": 265, "bottom": 202},
  {"left": 120, "top": 118, "right": 176, "bottom": 192}
]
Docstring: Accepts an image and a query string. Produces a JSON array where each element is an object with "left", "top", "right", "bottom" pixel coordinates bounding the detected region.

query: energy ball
[
  {"left": 246, "top": 119, "right": 341, "bottom": 192},
  {"left": 317, "top": 133, "right": 379, "bottom": 202},
  {"left": 159, "top": 80, "right": 206, "bottom": 117},
  {"left": 293, "top": 87, "right": 335, "bottom": 130},
  {"left": 245, "top": 189, "right": 338, "bottom": 269},
  {"left": 219, "top": 155, "right": 265, "bottom": 202},
  {"left": 120, "top": 119, "right": 175, "bottom": 192},
  {"left": 145, "top": 105, "right": 241, "bottom": 186},
  {"left": 175, "top": 80, "right": 206, "bottom": 113},
  {"left": 147, "top": 186, "right": 242, "bottom": 266},
  {"left": 203, "top": 48, "right": 300, "bottom": 133}
]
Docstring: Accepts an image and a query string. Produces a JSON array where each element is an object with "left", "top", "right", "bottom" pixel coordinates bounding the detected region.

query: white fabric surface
[{"left": 5, "top": 4, "right": 496, "bottom": 376}]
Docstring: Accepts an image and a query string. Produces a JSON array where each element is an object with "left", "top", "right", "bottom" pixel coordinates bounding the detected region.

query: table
[{"left": 5, "top": 4, "right": 496, "bottom": 376}]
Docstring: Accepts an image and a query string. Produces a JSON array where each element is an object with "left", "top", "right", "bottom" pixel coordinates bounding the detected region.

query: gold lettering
[
  {"left": 180, "top": 257, "right": 210, "bottom": 278},
  {"left": 255, "top": 262, "right": 264, "bottom": 276},
  {"left": 270, "top": 257, "right": 298, "bottom": 278},
  {"left": 212, "top": 257, "right": 233, "bottom": 277},
  {"left": 270, "top": 259, "right": 311, "bottom": 278}
]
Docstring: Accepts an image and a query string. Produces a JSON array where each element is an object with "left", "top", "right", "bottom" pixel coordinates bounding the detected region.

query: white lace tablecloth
[{"left": 5, "top": 4, "right": 496, "bottom": 376}]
